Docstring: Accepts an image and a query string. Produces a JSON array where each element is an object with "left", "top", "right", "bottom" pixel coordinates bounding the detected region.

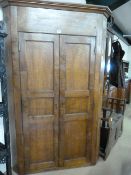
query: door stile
[{"left": 59, "top": 35, "right": 66, "bottom": 167}]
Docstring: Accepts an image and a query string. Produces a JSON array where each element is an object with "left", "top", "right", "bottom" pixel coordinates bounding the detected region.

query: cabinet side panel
[
  {"left": 3, "top": 6, "right": 25, "bottom": 174},
  {"left": 3, "top": 6, "right": 17, "bottom": 169},
  {"left": 96, "top": 16, "right": 107, "bottom": 158},
  {"left": 91, "top": 15, "right": 107, "bottom": 163}
]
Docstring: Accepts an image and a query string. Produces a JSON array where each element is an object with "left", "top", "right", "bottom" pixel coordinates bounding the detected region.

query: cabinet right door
[{"left": 59, "top": 35, "right": 96, "bottom": 167}]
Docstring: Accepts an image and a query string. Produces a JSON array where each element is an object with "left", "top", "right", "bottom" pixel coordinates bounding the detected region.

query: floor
[{"left": 1, "top": 105, "right": 131, "bottom": 175}]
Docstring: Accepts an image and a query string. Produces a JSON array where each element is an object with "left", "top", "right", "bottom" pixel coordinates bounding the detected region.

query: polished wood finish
[
  {"left": 19, "top": 33, "right": 59, "bottom": 173},
  {"left": 1, "top": 1, "right": 109, "bottom": 174},
  {"left": 59, "top": 35, "right": 95, "bottom": 167}
]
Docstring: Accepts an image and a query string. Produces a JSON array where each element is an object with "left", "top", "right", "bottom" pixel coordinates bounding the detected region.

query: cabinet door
[
  {"left": 59, "top": 35, "right": 96, "bottom": 167},
  {"left": 19, "top": 33, "right": 59, "bottom": 173}
]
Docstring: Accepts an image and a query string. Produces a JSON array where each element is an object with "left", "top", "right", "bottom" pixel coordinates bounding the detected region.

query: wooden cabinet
[{"left": 0, "top": 0, "right": 111, "bottom": 174}]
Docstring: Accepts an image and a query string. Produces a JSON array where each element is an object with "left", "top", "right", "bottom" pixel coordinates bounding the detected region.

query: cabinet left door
[{"left": 19, "top": 33, "right": 60, "bottom": 173}]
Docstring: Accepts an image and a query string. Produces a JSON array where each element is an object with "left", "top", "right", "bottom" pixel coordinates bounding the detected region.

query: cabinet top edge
[{"left": 0, "top": 0, "right": 111, "bottom": 18}]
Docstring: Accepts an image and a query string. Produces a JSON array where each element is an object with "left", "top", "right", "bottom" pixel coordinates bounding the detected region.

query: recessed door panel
[
  {"left": 64, "top": 119, "right": 87, "bottom": 159},
  {"left": 19, "top": 33, "right": 59, "bottom": 173},
  {"left": 66, "top": 43, "right": 89, "bottom": 90},
  {"left": 59, "top": 35, "right": 96, "bottom": 166},
  {"left": 25, "top": 41, "right": 54, "bottom": 91},
  {"left": 29, "top": 117, "right": 54, "bottom": 163},
  {"left": 65, "top": 97, "right": 89, "bottom": 113}
]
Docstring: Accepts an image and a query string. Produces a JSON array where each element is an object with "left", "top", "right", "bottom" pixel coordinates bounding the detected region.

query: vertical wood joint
[
  {"left": 94, "top": 47, "right": 96, "bottom": 55},
  {"left": 18, "top": 41, "right": 21, "bottom": 52}
]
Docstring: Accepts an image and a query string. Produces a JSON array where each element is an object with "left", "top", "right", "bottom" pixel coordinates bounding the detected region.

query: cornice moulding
[{"left": 0, "top": 0, "right": 112, "bottom": 18}]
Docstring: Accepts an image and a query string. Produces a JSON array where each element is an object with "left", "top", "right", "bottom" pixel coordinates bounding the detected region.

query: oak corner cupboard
[{"left": 0, "top": 0, "right": 111, "bottom": 174}]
